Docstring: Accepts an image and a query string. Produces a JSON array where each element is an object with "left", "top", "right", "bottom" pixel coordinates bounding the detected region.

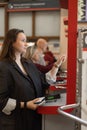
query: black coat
[{"left": 0, "top": 58, "right": 49, "bottom": 130}]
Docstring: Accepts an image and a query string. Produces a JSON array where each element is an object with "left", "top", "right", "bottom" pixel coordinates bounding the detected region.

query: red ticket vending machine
[{"left": 38, "top": 0, "right": 77, "bottom": 114}]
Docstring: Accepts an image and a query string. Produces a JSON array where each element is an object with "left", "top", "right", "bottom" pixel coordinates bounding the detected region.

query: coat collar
[
  {"left": 10, "top": 58, "right": 29, "bottom": 78},
  {"left": 10, "top": 58, "right": 37, "bottom": 86},
  {"left": 5, "top": 58, "right": 42, "bottom": 97}
]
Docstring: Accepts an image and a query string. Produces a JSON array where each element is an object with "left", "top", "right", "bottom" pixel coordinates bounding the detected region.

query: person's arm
[
  {"left": 2, "top": 98, "right": 39, "bottom": 115},
  {"left": 45, "top": 65, "right": 59, "bottom": 84},
  {"left": 20, "top": 98, "right": 39, "bottom": 110},
  {"left": 35, "top": 63, "right": 54, "bottom": 74},
  {"left": 0, "top": 63, "right": 16, "bottom": 115},
  {"left": 46, "top": 55, "right": 66, "bottom": 84},
  {"left": 2, "top": 98, "right": 16, "bottom": 115}
]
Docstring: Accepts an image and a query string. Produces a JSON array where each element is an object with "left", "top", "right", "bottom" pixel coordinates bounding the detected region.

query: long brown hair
[{"left": 0, "top": 28, "right": 24, "bottom": 60}]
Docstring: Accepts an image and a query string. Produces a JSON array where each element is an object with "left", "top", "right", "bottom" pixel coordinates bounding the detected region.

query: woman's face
[{"left": 13, "top": 32, "right": 28, "bottom": 54}]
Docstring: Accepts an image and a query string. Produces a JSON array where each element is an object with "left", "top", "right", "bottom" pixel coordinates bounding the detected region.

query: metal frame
[{"left": 58, "top": 103, "right": 87, "bottom": 126}]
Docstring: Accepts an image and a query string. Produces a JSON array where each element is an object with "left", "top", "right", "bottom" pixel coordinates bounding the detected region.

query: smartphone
[
  {"left": 45, "top": 93, "right": 61, "bottom": 101},
  {"left": 34, "top": 97, "right": 45, "bottom": 105}
]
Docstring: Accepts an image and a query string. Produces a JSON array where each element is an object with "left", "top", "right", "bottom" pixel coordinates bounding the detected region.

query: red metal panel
[
  {"left": 37, "top": 106, "right": 73, "bottom": 114},
  {"left": 67, "top": 0, "right": 77, "bottom": 105},
  {"left": 38, "top": 0, "right": 77, "bottom": 114}
]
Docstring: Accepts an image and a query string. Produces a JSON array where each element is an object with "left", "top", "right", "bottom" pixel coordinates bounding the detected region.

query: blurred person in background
[{"left": 24, "top": 40, "right": 66, "bottom": 83}]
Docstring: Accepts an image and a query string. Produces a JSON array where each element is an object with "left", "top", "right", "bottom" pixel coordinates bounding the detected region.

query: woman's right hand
[
  {"left": 56, "top": 55, "right": 66, "bottom": 67},
  {"left": 26, "top": 98, "right": 40, "bottom": 110}
]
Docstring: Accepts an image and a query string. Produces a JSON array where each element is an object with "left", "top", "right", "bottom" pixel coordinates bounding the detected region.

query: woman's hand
[
  {"left": 26, "top": 98, "right": 40, "bottom": 110},
  {"left": 20, "top": 98, "right": 40, "bottom": 110},
  {"left": 56, "top": 55, "right": 66, "bottom": 67}
]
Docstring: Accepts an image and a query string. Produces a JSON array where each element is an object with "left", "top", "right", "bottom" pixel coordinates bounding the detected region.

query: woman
[
  {"left": 24, "top": 46, "right": 54, "bottom": 73},
  {"left": 0, "top": 29, "right": 50, "bottom": 130},
  {"left": 24, "top": 43, "right": 66, "bottom": 75}
]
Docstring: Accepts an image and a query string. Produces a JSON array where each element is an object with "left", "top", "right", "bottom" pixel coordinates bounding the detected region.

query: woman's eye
[{"left": 21, "top": 39, "right": 26, "bottom": 42}]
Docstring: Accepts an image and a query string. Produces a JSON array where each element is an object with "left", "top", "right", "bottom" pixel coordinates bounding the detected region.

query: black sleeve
[{"left": 0, "top": 62, "right": 10, "bottom": 111}]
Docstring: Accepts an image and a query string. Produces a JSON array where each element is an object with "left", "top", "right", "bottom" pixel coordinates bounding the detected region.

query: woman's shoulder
[
  {"left": 0, "top": 59, "right": 8, "bottom": 66},
  {"left": 0, "top": 58, "right": 13, "bottom": 69},
  {"left": 0, "top": 59, "right": 10, "bottom": 72}
]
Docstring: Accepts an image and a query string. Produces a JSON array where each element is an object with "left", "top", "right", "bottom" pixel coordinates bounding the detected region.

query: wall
[{"left": 42, "top": 111, "right": 75, "bottom": 130}]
